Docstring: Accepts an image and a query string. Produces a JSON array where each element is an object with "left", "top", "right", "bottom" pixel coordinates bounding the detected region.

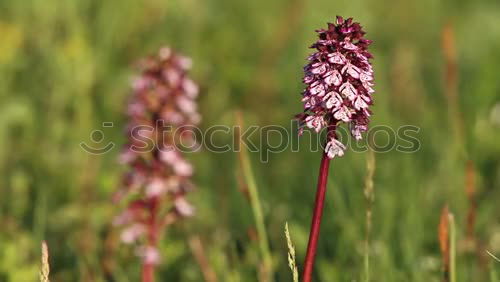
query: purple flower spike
[
  {"left": 297, "top": 17, "right": 374, "bottom": 158},
  {"left": 114, "top": 47, "right": 200, "bottom": 278}
]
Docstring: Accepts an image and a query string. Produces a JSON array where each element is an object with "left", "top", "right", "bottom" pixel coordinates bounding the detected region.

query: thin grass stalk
[
  {"left": 439, "top": 206, "right": 450, "bottom": 282},
  {"left": 464, "top": 161, "right": 491, "bottom": 278},
  {"left": 188, "top": 235, "right": 218, "bottom": 282},
  {"left": 465, "top": 160, "right": 477, "bottom": 244},
  {"left": 363, "top": 150, "right": 376, "bottom": 282},
  {"left": 235, "top": 111, "right": 273, "bottom": 281},
  {"left": 439, "top": 206, "right": 457, "bottom": 282},
  {"left": 34, "top": 186, "right": 47, "bottom": 249},
  {"left": 449, "top": 213, "right": 456, "bottom": 282},
  {"left": 40, "top": 241, "right": 50, "bottom": 282},
  {"left": 441, "top": 22, "right": 464, "bottom": 146},
  {"left": 487, "top": 250, "right": 500, "bottom": 263},
  {"left": 285, "top": 222, "right": 299, "bottom": 282},
  {"left": 488, "top": 251, "right": 499, "bottom": 282}
]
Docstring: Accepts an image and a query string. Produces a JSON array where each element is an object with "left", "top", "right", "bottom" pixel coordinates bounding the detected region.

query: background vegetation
[{"left": 0, "top": 0, "right": 499, "bottom": 281}]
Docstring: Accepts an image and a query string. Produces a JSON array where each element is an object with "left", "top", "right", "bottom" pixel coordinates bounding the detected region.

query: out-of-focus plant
[{"left": 113, "top": 47, "right": 200, "bottom": 282}]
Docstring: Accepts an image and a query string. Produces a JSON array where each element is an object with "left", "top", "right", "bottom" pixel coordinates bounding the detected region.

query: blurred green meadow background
[{"left": 1, "top": 0, "right": 500, "bottom": 281}]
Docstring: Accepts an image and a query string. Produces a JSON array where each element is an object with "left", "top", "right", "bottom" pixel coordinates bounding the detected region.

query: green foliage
[{"left": 0, "top": 0, "right": 500, "bottom": 281}]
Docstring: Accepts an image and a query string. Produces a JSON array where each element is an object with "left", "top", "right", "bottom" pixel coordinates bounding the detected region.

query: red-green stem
[
  {"left": 142, "top": 198, "right": 159, "bottom": 282},
  {"left": 142, "top": 261, "right": 155, "bottom": 282},
  {"left": 302, "top": 150, "right": 331, "bottom": 282}
]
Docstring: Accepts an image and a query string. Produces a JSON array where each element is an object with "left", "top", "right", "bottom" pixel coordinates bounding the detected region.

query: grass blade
[
  {"left": 439, "top": 206, "right": 456, "bottom": 282},
  {"left": 449, "top": 212, "right": 456, "bottom": 282},
  {"left": 285, "top": 222, "right": 299, "bottom": 282},
  {"left": 363, "top": 150, "right": 376, "bottom": 282},
  {"left": 439, "top": 206, "right": 450, "bottom": 282},
  {"left": 40, "top": 241, "right": 50, "bottom": 282},
  {"left": 236, "top": 110, "right": 273, "bottom": 281}
]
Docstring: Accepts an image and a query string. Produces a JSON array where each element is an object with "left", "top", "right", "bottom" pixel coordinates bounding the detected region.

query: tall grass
[
  {"left": 39, "top": 241, "right": 50, "bottom": 282},
  {"left": 188, "top": 235, "right": 218, "bottom": 282},
  {"left": 439, "top": 206, "right": 456, "bottom": 282},
  {"left": 449, "top": 213, "right": 456, "bottom": 282},
  {"left": 235, "top": 111, "right": 273, "bottom": 281},
  {"left": 284, "top": 222, "right": 299, "bottom": 282},
  {"left": 363, "top": 150, "right": 375, "bottom": 282}
]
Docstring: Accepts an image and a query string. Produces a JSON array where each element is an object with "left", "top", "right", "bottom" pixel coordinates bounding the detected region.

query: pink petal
[
  {"left": 328, "top": 52, "right": 346, "bottom": 65},
  {"left": 325, "top": 92, "right": 342, "bottom": 109},
  {"left": 325, "top": 138, "right": 346, "bottom": 159},
  {"left": 310, "top": 62, "right": 327, "bottom": 75},
  {"left": 323, "top": 69, "right": 342, "bottom": 86},
  {"left": 342, "top": 41, "right": 358, "bottom": 50},
  {"left": 360, "top": 72, "right": 373, "bottom": 82},
  {"left": 354, "top": 96, "right": 369, "bottom": 110},
  {"left": 339, "top": 82, "right": 358, "bottom": 101},
  {"left": 333, "top": 106, "right": 352, "bottom": 122}
]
